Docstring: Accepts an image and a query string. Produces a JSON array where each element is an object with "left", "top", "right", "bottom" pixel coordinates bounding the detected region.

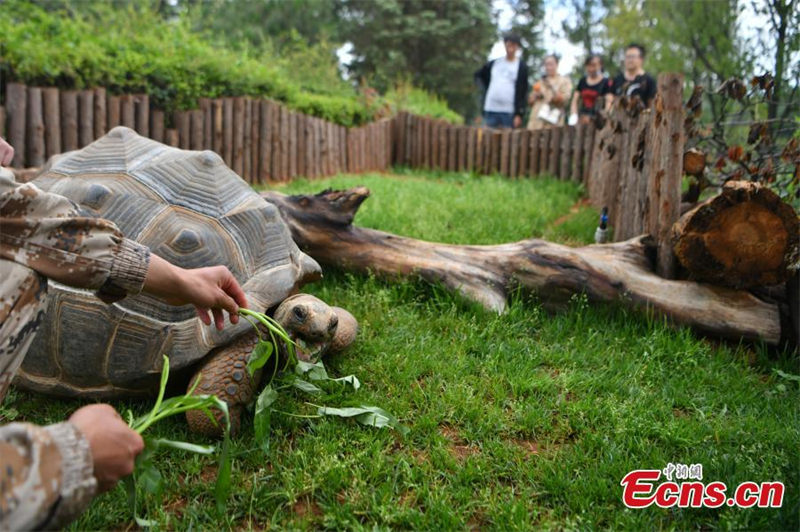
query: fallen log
[
  {"left": 261, "top": 187, "right": 784, "bottom": 346},
  {"left": 672, "top": 180, "right": 799, "bottom": 289}
]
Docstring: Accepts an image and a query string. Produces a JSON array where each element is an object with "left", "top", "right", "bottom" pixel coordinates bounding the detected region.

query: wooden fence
[
  {"left": 2, "top": 74, "right": 683, "bottom": 267},
  {"left": 1, "top": 83, "right": 392, "bottom": 183},
  {"left": 392, "top": 112, "right": 596, "bottom": 183}
]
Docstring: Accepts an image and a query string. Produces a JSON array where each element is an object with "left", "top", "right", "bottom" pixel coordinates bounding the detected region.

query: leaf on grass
[
  {"left": 774, "top": 369, "right": 800, "bottom": 382},
  {"left": 290, "top": 376, "right": 323, "bottom": 394},
  {"left": 295, "top": 360, "right": 329, "bottom": 381},
  {"left": 330, "top": 375, "right": 361, "bottom": 391},
  {"left": 317, "top": 405, "right": 409, "bottom": 435},
  {"left": 247, "top": 340, "right": 274, "bottom": 376},
  {"left": 293, "top": 361, "right": 360, "bottom": 390}
]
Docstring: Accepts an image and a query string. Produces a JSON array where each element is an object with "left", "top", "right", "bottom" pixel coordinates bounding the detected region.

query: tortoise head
[{"left": 273, "top": 294, "right": 357, "bottom": 361}]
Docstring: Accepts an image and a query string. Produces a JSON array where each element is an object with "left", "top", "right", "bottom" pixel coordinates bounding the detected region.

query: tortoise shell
[{"left": 16, "top": 127, "right": 320, "bottom": 397}]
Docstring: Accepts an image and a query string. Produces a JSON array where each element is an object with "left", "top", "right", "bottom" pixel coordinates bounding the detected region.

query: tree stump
[{"left": 671, "top": 180, "right": 799, "bottom": 288}]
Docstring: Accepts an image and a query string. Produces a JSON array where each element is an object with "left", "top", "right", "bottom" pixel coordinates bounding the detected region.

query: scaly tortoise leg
[{"left": 185, "top": 331, "right": 262, "bottom": 437}]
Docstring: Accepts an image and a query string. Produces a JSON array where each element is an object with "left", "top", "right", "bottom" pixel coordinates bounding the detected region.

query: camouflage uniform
[{"left": 0, "top": 167, "right": 150, "bottom": 530}]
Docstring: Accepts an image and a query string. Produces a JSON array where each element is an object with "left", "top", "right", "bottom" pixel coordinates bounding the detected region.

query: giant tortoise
[{"left": 16, "top": 126, "right": 357, "bottom": 434}]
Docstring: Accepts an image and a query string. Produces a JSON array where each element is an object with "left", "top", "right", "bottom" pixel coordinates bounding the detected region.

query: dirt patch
[
  {"left": 440, "top": 424, "right": 479, "bottom": 460},
  {"left": 200, "top": 464, "right": 218, "bottom": 483},
  {"left": 513, "top": 438, "right": 541, "bottom": 457},
  {"left": 550, "top": 198, "right": 592, "bottom": 227},
  {"left": 411, "top": 448, "right": 430, "bottom": 464},
  {"left": 164, "top": 496, "right": 188, "bottom": 518},
  {"left": 293, "top": 496, "right": 323, "bottom": 519}
]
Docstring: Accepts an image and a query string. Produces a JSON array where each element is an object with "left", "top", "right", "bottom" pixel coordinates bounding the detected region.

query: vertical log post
[
  {"left": 559, "top": 125, "right": 573, "bottom": 180},
  {"left": 548, "top": 126, "right": 561, "bottom": 177},
  {"left": 529, "top": 130, "right": 540, "bottom": 176},
  {"left": 165, "top": 128, "right": 179, "bottom": 147},
  {"left": 120, "top": 95, "right": 135, "bottom": 129},
  {"left": 232, "top": 97, "right": 245, "bottom": 176},
  {"left": 134, "top": 94, "right": 149, "bottom": 138},
  {"left": 499, "top": 129, "right": 511, "bottom": 176},
  {"left": 60, "top": 90, "right": 79, "bottom": 154},
  {"left": 150, "top": 110, "right": 164, "bottom": 143},
  {"left": 509, "top": 130, "right": 520, "bottom": 177},
  {"left": 223, "top": 98, "right": 234, "bottom": 167},
  {"left": 42, "top": 88, "right": 61, "bottom": 159},
  {"left": 519, "top": 129, "right": 530, "bottom": 177},
  {"left": 646, "top": 73, "right": 685, "bottom": 279},
  {"left": 191, "top": 109, "right": 204, "bottom": 151},
  {"left": 212, "top": 99, "right": 224, "bottom": 156},
  {"left": 539, "top": 129, "right": 550, "bottom": 175},
  {"left": 26, "top": 87, "right": 45, "bottom": 167},
  {"left": 259, "top": 100, "right": 273, "bottom": 183},
  {"left": 107, "top": 95, "right": 121, "bottom": 130},
  {"left": 77, "top": 90, "right": 94, "bottom": 148},
  {"left": 200, "top": 98, "right": 212, "bottom": 150},
  {"left": 7, "top": 83, "right": 27, "bottom": 167},
  {"left": 93, "top": 88, "right": 107, "bottom": 140},
  {"left": 243, "top": 99, "right": 253, "bottom": 180}
]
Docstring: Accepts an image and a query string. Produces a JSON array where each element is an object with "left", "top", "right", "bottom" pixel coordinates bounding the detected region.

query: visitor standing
[
  {"left": 569, "top": 54, "right": 610, "bottom": 125},
  {"left": 474, "top": 33, "right": 530, "bottom": 129},
  {"left": 606, "top": 43, "right": 657, "bottom": 108},
  {"left": 527, "top": 55, "right": 572, "bottom": 130}
]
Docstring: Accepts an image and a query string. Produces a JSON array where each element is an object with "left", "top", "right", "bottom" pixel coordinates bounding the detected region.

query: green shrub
[{"left": 0, "top": 1, "right": 461, "bottom": 127}]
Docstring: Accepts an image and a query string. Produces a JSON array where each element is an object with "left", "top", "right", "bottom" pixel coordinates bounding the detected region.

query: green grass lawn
[{"left": 2, "top": 170, "right": 798, "bottom": 530}]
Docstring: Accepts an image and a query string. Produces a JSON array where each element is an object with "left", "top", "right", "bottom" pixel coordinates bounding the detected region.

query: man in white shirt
[{"left": 474, "top": 33, "right": 530, "bottom": 128}]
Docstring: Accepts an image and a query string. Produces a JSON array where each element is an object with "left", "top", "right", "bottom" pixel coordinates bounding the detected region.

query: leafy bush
[
  {"left": 384, "top": 81, "right": 464, "bottom": 124},
  {"left": 0, "top": 1, "right": 460, "bottom": 127}
]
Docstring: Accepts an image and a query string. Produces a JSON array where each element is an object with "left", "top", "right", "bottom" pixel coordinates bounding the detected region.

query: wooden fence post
[
  {"left": 150, "top": 110, "right": 164, "bottom": 143},
  {"left": 509, "top": 129, "right": 520, "bottom": 177},
  {"left": 529, "top": 130, "right": 540, "bottom": 176},
  {"left": 0, "top": 106, "right": 5, "bottom": 139},
  {"left": 60, "top": 90, "right": 79, "bottom": 154},
  {"left": 242, "top": 99, "right": 252, "bottom": 179},
  {"left": 134, "top": 94, "right": 149, "bottom": 138},
  {"left": 26, "top": 87, "right": 45, "bottom": 167},
  {"left": 200, "top": 98, "right": 212, "bottom": 150},
  {"left": 548, "top": 127, "right": 561, "bottom": 177},
  {"left": 107, "top": 95, "right": 121, "bottom": 130},
  {"left": 519, "top": 129, "right": 531, "bottom": 177},
  {"left": 582, "top": 122, "right": 595, "bottom": 185},
  {"left": 93, "top": 88, "right": 107, "bottom": 139},
  {"left": 213, "top": 99, "right": 224, "bottom": 156},
  {"left": 120, "top": 95, "right": 135, "bottom": 129},
  {"left": 7, "top": 83, "right": 27, "bottom": 167},
  {"left": 499, "top": 129, "right": 511, "bottom": 176},
  {"left": 223, "top": 97, "right": 234, "bottom": 166},
  {"left": 259, "top": 100, "right": 272, "bottom": 183},
  {"left": 538, "top": 129, "right": 550, "bottom": 175},
  {"left": 42, "top": 88, "right": 61, "bottom": 159},
  {"left": 232, "top": 97, "right": 245, "bottom": 176},
  {"left": 77, "top": 90, "right": 94, "bottom": 148},
  {"left": 646, "top": 73, "right": 685, "bottom": 279},
  {"left": 175, "top": 111, "right": 191, "bottom": 150},
  {"left": 191, "top": 109, "right": 204, "bottom": 151},
  {"left": 166, "top": 128, "right": 179, "bottom": 147},
  {"left": 559, "top": 126, "right": 573, "bottom": 180},
  {"left": 572, "top": 123, "right": 584, "bottom": 182}
]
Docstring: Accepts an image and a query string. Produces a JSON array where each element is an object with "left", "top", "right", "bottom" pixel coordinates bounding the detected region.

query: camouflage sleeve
[
  {"left": 0, "top": 169, "right": 150, "bottom": 304},
  {"left": 0, "top": 421, "right": 97, "bottom": 530}
]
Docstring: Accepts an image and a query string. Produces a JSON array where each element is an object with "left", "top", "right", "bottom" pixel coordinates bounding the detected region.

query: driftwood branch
[{"left": 261, "top": 188, "right": 783, "bottom": 345}]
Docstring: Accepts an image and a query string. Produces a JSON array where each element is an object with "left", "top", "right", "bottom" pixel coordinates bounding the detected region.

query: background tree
[
  {"left": 505, "top": 0, "right": 545, "bottom": 75},
  {"left": 749, "top": 0, "right": 799, "bottom": 121},
  {"left": 339, "top": 0, "right": 496, "bottom": 120}
]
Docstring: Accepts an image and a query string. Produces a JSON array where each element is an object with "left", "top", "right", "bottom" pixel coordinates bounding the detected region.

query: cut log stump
[{"left": 672, "top": 180, "right": 799, "bottom": 289}]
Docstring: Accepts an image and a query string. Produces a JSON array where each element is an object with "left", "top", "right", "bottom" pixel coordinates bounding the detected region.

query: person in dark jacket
[{"left": 474, "top": 33, "right": 529, "bottom": 128}]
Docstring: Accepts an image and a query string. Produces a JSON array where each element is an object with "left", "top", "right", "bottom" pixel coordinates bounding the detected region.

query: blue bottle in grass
[{"left": 594, "top": 207, "right": 608, "bottom": 244}]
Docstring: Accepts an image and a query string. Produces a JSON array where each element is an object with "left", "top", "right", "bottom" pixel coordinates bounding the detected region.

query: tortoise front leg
[{"left": 185, "top": 331, "right": 262, "bottom": 437}]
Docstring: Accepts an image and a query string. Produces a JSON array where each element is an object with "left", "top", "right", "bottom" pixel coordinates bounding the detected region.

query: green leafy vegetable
[{"left": 126, "top": 355, "right": 231, "bottom": 522}]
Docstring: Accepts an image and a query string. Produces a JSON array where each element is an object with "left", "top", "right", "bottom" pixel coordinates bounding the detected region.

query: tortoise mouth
[{"left": 292, "top": 335, "right": 327, "bottom": 362}]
